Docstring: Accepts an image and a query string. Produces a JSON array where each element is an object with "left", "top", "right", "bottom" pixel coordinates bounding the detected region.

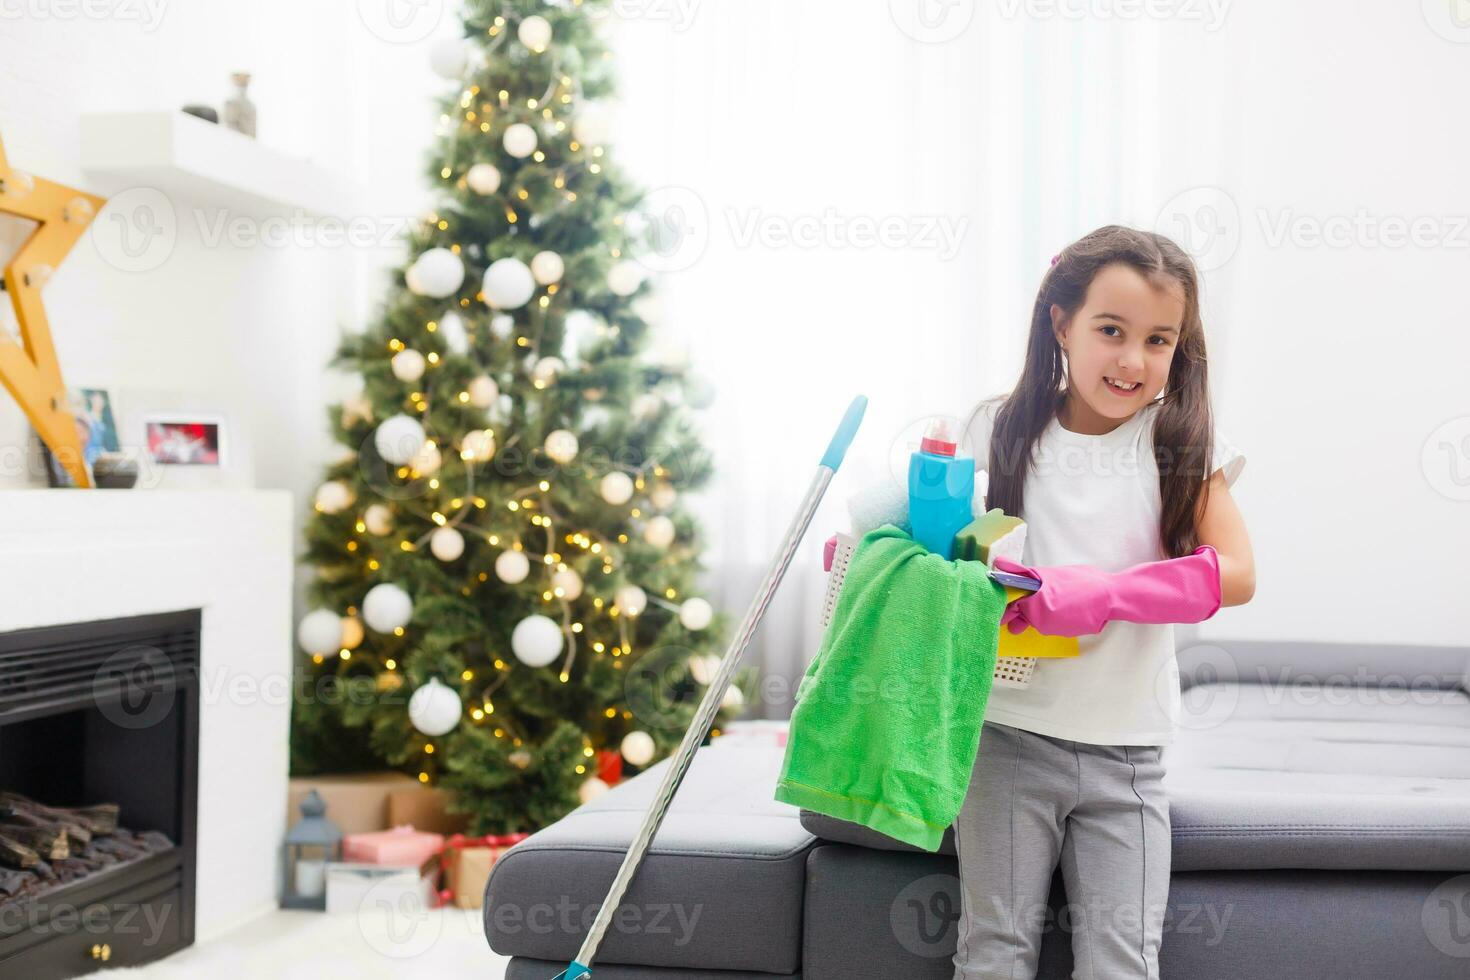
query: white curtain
[{"left": 609, "top": 7, "right": 1195, "bottom": 719}]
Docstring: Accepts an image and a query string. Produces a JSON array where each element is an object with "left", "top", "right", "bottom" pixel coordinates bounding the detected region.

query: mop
[{"left": 547, "top": 394, "right": 870, "bottom": 980}]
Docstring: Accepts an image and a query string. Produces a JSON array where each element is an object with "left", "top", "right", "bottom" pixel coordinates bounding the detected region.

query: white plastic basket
[{"left": 820, "top": 532, "right": 1036, "bottom": 688}]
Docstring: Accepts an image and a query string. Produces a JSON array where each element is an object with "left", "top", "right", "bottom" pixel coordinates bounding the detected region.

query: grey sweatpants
[{"left": 951, "top": 720, "right": 1170, "bottom": 980}]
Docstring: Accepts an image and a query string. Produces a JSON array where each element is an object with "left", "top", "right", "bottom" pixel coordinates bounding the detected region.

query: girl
[{"left": 951, "top": 225, "right": 1255, "bottom": 979}]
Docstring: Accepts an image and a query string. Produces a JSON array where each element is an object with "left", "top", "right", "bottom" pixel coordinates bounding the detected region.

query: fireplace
[{"left": 0, "top": 610, "right": 199, "bottom": 977}]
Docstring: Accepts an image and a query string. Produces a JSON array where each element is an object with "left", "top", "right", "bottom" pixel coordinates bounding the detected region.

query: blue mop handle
[{"left": 557, "top": 396, "right": 868, "bottom": 980}]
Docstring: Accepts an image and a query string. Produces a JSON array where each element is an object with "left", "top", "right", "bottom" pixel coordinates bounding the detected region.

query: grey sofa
[{"left": 485, "top": 639, "right": 1470, "bottom": 978}]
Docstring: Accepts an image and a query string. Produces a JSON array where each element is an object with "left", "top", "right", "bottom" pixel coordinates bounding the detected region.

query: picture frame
[
  {"left": 142, "top": 414, "right": 227, "bottom": 466},
  {"left": 37, "top": 387, "right": 121, "bottom": 488}
]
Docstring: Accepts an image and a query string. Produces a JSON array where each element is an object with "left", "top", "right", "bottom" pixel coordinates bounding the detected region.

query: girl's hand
[{"left": 994, "top": 546, "right": 1223, "bottom": 637}]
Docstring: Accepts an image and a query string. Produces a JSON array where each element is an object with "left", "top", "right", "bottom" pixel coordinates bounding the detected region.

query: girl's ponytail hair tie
[{"left": 1050, "top": 252, "right": 1062, "bottom": 267}]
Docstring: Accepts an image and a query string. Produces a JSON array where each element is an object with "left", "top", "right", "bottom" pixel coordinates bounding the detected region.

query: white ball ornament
[
  {"left": 502, "top": 123, "right": 538, "bottom": 159},
  {"left": 404, "top": 263, "right": 425, "bottom": 294},
  {"left": 607, "top": 260, "right": 643, "bottom": 297},
  {"left": 314, "top": 480, "right": 355, "bottom": 514},
  {"left": 409, "top": 677, "right": 463, "bottom": 736},
  {"left": 468, "top": 375, "right": 499, "bottom": 409},
  {"left": 363, "top": 503, "right": 394, "bottom": 536},
  {"left": 599, "top": 471, "right": 634, "bottom": 505},
  {"left": 489, "top": 313, "right": 515, "bottom": 339},
  {"left": 495, "top": 549, "right": 531, "bottom": 584},
  {"left": 621, "top": 731, "right": 655, "bottom": 767},
  {"left": 531, "top": 356, "right": 564, "bottom": 388},
  {"left": 551, "top": 568, "right": 583, "bottom": 600},
  {"left": 544, "top": 429, "right": 578, "bottom": 464},
  {"left": 615, "top": 584, "right": 647, "bottom": 617},
  {"left": 632, "top": 393, "right": 662, "bottom": 419},
  {"left": 461, "top": 428, "right": 496, "bottom": 462},
  {"left": 297, "top": 609, "right": 344, "bottom": 655},
  {"left": 722, "top": 684, "right": 745, "bottom": 710},
  {"left": 466, "top": 163, "right": 502, "bottom": 195},
  {"left": 363, "top": 583, "right": 413, "bottom": 633},
  {"left": 427, "top": 37, "right": 470, "bottom": 79},
  {"left": 679, "top": 597, "right": 713, "bottom": 631},
  {"left": 391, "top": 348, "right": 426, "bottom": 382},
  {"left": 579, "top": 777, "right": 609, "bottom": 805},
  {"left": 411, "top": 440, "right": 442, "bottom": 476},
  {"left": 430, "top": 526, "right": 465, "bottom": 562},
  {"left": 530, "top": 250, "right": 564, "bottom": 285},
  {"left": 688, "top": 653, "right": 721, "bottom": 686},
  {"left": 483, "top": 257, "right": 536, "bottom": 308},
  {"left": 643, "top": 515, "right": 675, "bottom": 549},
  {"left": 517, "top": 14, "right": 552, "bottom": 52},
  {"left": 437, "top": 311, "right": 468, "bottom": 355},
  {"left": 409, "top": 247, "right": 465, "bottom": 298},
  {"left": 512, "top": 614, "right": 564, "bottom": 667},
  {"left": 649, "top": 482, "right": 677, "bottom": 510},
  {"left": 375, "top": 415, "right": 426, "bottom": 465}
]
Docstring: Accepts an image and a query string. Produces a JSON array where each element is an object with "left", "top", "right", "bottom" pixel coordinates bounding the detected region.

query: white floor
[{"left": 94, "top": 906, "right": 513, "bottom": 980}]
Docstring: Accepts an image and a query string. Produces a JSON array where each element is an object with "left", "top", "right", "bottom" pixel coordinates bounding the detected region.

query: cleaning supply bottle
[{"left": 907, "top": 418, "right": 974, "bottom": 559}]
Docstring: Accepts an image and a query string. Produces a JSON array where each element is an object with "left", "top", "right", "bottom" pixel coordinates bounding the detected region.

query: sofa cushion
[
  {"left": 801, "top": 679, "right": 1470, "bottom": 871},
  {"left": 485, "top": 739, "right": 816, "bottom": 974}
]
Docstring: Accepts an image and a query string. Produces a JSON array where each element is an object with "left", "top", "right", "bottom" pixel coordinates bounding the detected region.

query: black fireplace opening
[{"left": 0, "top": 610, "right": 200, "bottom": 978}]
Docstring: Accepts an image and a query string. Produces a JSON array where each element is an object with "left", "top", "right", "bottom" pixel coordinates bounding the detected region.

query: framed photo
[
  {"left": 143, "top": 415, "right": 226, "bottom": 466},
  {"left": 39, "top": 387, "right": 122, "bottom": 488}
]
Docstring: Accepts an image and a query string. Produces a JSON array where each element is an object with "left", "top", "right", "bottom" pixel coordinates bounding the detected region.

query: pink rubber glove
[{"left": 994, "top": 545, "right": 1223, "bottom": 637}]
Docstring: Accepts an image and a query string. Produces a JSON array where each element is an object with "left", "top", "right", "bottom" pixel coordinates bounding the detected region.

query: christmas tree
[{"left": 290, "top": 0, "right": 751, "bottom": 836}]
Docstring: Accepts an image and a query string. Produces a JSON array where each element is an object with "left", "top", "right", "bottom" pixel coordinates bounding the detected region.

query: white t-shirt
[{"left": 961, "top": 397, "right": 1245, "bottom": 746}]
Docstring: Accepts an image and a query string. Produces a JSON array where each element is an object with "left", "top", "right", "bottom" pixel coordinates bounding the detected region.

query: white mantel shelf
[{"left": 80, "top": 111, "right": 361, "bottom": 217}]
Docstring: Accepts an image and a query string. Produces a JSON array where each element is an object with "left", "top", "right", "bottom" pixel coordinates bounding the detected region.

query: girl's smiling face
[{"left": 1050, "top": 262, "right": 1185, "bottom": 433}]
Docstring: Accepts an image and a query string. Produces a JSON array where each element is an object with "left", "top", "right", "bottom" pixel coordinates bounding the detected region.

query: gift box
[
  {"left": 439, "top": 832, "right": 531, "bottom": 909},
  {"left": 388, "top": 786, "right": 470, "bottom": 836},
  {"left": 324, "top": 852, "right": 440, "bottom": 915},
  {"left": 287, "top": 772, "right": 419, "bottom": 835},
  {"left": 342, "top": 824, "right": 445, "bottom": 866}
]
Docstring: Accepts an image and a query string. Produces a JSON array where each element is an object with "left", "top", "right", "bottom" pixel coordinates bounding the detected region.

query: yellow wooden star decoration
[{"left": 0, "top": 132, "right": 106, "bottom": 487}]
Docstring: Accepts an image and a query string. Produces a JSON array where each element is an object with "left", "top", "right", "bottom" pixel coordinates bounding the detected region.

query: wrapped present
[
  {"left": 287, "top": 772, "right": 419, "bottom": 835},
  {"left": 342, "top": 824, "right": 444, "bottom": 866},
  {"left": 596, "top": 748, "right": 623, "bottom": 787},
  {"left": 388, "top": 786, "right": 469, "bottom": 836},
  {"left": 325, "top": 852, "right": 440, "bottom": 915},
  {"left": 437, "top": 832, "right": 531, "bottom": 909}
]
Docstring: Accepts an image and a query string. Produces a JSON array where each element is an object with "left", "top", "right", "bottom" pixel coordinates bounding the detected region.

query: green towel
[{"left": 774, "top": 523, "right": 1007, "bottom": 852}]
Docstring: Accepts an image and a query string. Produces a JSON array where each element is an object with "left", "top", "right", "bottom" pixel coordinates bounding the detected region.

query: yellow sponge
[{"left": 956, "top": 509, "right": 1080, "bottom": 660}]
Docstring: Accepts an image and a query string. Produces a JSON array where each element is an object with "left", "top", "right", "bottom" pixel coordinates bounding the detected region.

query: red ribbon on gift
[{"left": 436, "top": 831, "right": 532, "bottom": 907}]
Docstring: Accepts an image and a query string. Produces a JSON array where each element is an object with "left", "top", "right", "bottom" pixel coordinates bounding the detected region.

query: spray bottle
[{"left": 907, "top": 418, "right": 974, "bottom": 560}]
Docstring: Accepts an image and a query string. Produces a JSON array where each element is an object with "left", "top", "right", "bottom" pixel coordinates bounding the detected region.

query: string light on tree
[
  {"left": 512, "top": 614, "right": 564, "bottom": 667},
  {"left": 409, "top": 677, "right": 463, "bottom": 736},
  {"left": 363, "top": 583, "right": 413, "bottom": 633}
]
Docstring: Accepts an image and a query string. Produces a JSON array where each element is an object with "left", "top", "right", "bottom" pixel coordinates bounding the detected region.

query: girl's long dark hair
[{"left": 980, "top": 225, "right": 1213, "bottom": 559}]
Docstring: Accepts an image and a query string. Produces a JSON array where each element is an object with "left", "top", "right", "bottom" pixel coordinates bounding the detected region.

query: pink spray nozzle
[{"left": 919, "top": 418, "right": 958, "bottom": 457}]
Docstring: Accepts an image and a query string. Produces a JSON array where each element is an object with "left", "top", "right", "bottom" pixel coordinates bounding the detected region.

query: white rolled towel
[{"left": 846, "top": 470, "right": 990, "bottom": 538}]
